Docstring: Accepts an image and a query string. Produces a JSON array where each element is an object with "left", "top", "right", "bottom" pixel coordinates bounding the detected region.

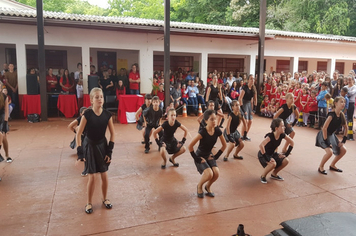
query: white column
[
  {"left": 247, "top": 54, "right": 256, "bottom": 75},
  {"left": 290, "top": 56, "right": 299, "bottom": 73},
  {"left": 139, "top": 48, "right": 153, "bottom": 94},
  {"left": 82, "top": 45, "right": 90, "bottom": 94},
  {"left": 200, "top": 52, "right": 208, "bottom": 86},
  {"left": 16, "top": 43, "right": 26, "bottom": 94},
  {"left": 327, "top": 58, "right": 336, "bottom": 76}
]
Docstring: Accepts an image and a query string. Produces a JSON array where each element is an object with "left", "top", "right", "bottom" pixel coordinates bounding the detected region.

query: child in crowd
[
  {"left": 299, "top": 87, "right": 309, "bottom": 127},
  {"left": 308, "top": 90, "right": 318, "bottom": 128},
  {"left": 77, "top": 76, "right": 84, "bottom": 109},
  {"left": 157, "top": 83, "right": 165, "bottom": 110},
  {"left": 153, "top": 108, "right": 188, "bottom": 168},
  {"left": 116, "top": 80, "right": 126, "bottom": 97},
  {"left": 325, "top": 93, "right": 334, "bottom": 113},
  {"left": 317, "top": 82, "right": 328, "bottom": 129},
  {"left": 260, "top": 95, "right": 270, "bottom": 117},
  {"left": 181, "top": 84, "right": 189, "bottom": 106},
  {"left": 143, "top": 96, "right": 163, "bottom": 153}
]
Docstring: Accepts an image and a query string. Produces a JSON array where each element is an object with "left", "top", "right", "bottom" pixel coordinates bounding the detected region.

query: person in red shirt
[
  {"left": 46, "top": 67, "right": 58, "bottom": 92},
  {"left": 308, "top": 90, "right": 318, "bottom": 128},
  {"left": 115, "top": 80, "right": 126, "bottom": 98},
  {"left": 157, "top": 83, "right": 165, "bottom": 109},
  {"left": 207, "top": 72, "right": 213, "bottom": 85},
  {"left": 59, "top": 69, "right": 74, "bottom": 93},
  {"left": 129, "top": 64, "right": 140, "bottom": 94},
  {"left": 299, "top": 87, "right": 310, "bottom": 126}
]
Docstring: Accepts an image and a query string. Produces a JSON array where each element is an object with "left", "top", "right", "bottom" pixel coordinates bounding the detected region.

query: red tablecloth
[
  {"left": 83, "top": 94, "right": 91, "bottom": 107},
  {"left": 21, "top": 95, "right": 41, "bottom": 118},
  {"left": 118, "top": 95, "right": 144, "bottom": 124},
  {"left": 57, "top": 94, "right": 78, "bottom": 118}
]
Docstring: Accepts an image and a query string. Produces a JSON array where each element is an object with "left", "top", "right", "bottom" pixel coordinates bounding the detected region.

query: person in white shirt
[{"left": 74, "top": 63, "right": 82, "bottom": 82}]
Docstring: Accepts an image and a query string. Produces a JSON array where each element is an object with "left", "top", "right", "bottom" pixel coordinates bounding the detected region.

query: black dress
[
  {"left": 82, "top": 109, "right": 112, "bottom": 173},
  {"left": 278, "top": 103, "right": 297, "bottom": 135},
  {"left": 161, "top": 120, "right": 182, "bottom": 154},
  {"left": 258, "top": 132, "right": 286, "bottom": 168},
  {"left": 223, "top": 112, "right": 242, "bottom": 146},
  {"left": 209, "top": 85, "right": 220, "bottom": 110}
]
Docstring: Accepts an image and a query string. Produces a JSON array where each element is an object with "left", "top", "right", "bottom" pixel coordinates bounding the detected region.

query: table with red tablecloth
[
  {"left": 21, "top": 94, "right": 41, "bottom": 118},
  {"left": 118, "top": 95, "right": 144, "bottom": 124},
  {"left": 83, "top": 94, "right": 91, "bottom": 107},
  {"left": 57, "top": 94, "right": 78, "bottom": 118}
]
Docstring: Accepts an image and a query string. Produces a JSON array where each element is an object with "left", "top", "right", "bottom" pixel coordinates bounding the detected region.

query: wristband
[
  {"left": 190, "top": 151, "right": 201, "bottom": 163},
  {"left": 106, "top": 141, "right": 114, "bottom": 158},
  {"left": 243, "top": 131, "right": 247, "bottom": 139},
  {"left": 155, "top": 138, "right": 161, "bottom": 147},
  {"left": 285, "top": 146, "right": 293, "bottom": 157},
  {"left": 342, "top": 136, "right": 347, "bottom": 144},
  {"left": 77, "top": 146, "right": 84, "bottom": 161},
  {"left": 292, "top": 119, "right": 298, "bottom": 127},
  {"left": 213, "top": 150, "right": 223, "bottom": 160},
  {"left": 181, "top": 137, "right": 186, "bottom": 144}
]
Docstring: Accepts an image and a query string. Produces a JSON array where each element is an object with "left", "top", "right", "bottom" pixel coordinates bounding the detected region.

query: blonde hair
[
  {"left": 333, "top": 96, "right": 346, "bottom": 125},
  {"left": 285, "top": 93, "right": 295, "bottom": 112},
  {"left": 89, "top": 87, "right": 103, "bottom": 103}
]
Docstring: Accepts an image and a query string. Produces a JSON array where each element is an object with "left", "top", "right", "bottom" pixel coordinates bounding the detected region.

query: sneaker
[
  {"left": 6, "top": 157, "right": 12, "bottom": 163},
  {"left": 0, "top": 154, "right": 4, "bottom": 162},
  {"left": 260, "top": 176, "right": 267, "bottom": 184},
  {"left": 243, "top": 136, "right": 251, "bottom": 141},
  {"left": 271, "top": 174, "right": 284, "bottom": 181},
  {"left": 81, "top": 171, "right": 88, "bottom": 177},
  {"left": 144, "top": 148, "right": 150, "bottom": 154}
]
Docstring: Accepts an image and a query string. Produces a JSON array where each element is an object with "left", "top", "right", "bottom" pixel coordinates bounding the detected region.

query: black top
[
  {"left": 143, "top": 107, "right": 163, "bottom": 127},
  {"left": 263, "top": 132, "right": 286, "bottom": 156},
  {"left": 0, "top": 94, "right": 7, "bottom": 115},
  {"left": 161, "top": 120, "right": 181, "bottom": 142},
  {"left": 100, "top": 78, "right": 113, "bottom": 92},
  {"left": 84, "top": 109, "right": 112, "bottom": 142},
  {"left": 197, "top": 127, "right": 222, "bottom": 157},
  {"left": 326, "top": 112, "right": 343, "bottom": 135},
  {"left": 141, "top": 104, "right": 148, "bottom": 111},
  {"left": 209, "top": 85, "right": 219, "bottom": 101},
  {"left": 278, "top": 103, "right": 297, "bottom": 120},
  {"left": 228, "top": 112, "right": 241, "bottom": 133},
  {"left": 242, "top": 84, "right": 255, "bottom": 101}
]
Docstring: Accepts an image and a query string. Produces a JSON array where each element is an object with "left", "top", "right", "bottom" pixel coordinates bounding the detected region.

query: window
[
  {"left": 335, "top": 62, "right": 344, "bottom": 74},
  {"left": 208, "top": 58, "right": 244, "bottom": 73},
  {"left": 276, "top": 60, "right": 290, "bottom": 73},
  {"left": 298, "top": 61, "right": 308, "bottom": 72},
  {"left": 153, "top": 55, "right": 193, "bottom": 72},
  {"left": 317, "top": 61, "right": 327, "bottom": 72}
]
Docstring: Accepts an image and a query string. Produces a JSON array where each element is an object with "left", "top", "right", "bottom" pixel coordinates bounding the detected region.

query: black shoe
[
  {"left": 233, "top": 155, "right": 243, "bottom": 160},
  {"left": 102, "top": 199, "right": 112, "bottom": 209},
  {"left": 6, "top": 157, "right": 12, "bottom": 163},
  {"left": 85, "top": 203, "right": 93, "bottom": 214},
  {"left": 260, "top": 176, "right": 267, "bottom": 184},
  {"left": 243, "top": 136, "right": 251, "bottom": 141},
  {"left": 169, "top": 158, "right": 179, "bottom": 167},
  {"left": 329, "top": 166, "right": 343, "bottom": 172},
  {"left": 270, "top": 174, "right": 284, "bottom": 181},
  {"left": 0, "top": 154, "right": 4, "bottom": 162},
  {"left": 81, "top": 171, "right": 88, "bottom": 177},
  {"left": 223, "top": 157, "right": 228, "bottom": 161},
  {"left": 204, "top": 186, "right": 215, "bottom": 197},
  {"left": 161, "top": 165, "right": 166, "bottom": 169},
  {"left": 197, "top": 186, "right": 204, "bottom": 198},
  {"left": 144, "top": 148, "right": 150, "bottom": 153},
  {"left": 141, "top": 140, "right": 145, "bottom": 144},
  {"left": 318, "top": 168, "right": 327, "bottom": 175}
]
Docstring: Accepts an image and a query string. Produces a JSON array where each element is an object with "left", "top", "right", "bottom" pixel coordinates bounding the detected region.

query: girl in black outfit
[
  {"left": 205, "top": 75, "right": 225, "bottom": 128},
  {"left": 273, "top": 93, "right": 300, "bottom": 153},
  {"left": 316, "top": 96, "right": 348, "bottom": 175},
  {"left": 223, "top": 100, "right": 247, "bottom": 161},
  {"left": 238, "top": 74, "right": 257, "bottom": 141},
  {"left": 0, "top": 92, "right": 9, "bottom": 181},
  {"left": 258, "top": 118, "right": 294, "bottom": 184},
  {"left": 189, "top": 110, "right": 227, "bottom": 198},
  {"left": 76, "top": 88, "right": 115, "bottom": 214},
  {"left": 153, "top": 108, "right": 188, "bottom": 168}
]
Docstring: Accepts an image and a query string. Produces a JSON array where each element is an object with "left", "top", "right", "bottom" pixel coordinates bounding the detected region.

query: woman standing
[
  {"left": 345, "top": 76, "right": 356, "bottom": 127},
  {"left": 76, "top": 88, "right": 115, "bottom": 214},
  {"left": 238, "top": 74, "right": 257, "bottom": 141},
  {"left": 60, "top": 69, "right": 74, "bottom": 93},
  {"left": 189, "top": 110, "right": 227, "bottom": 198},
  {"left": 316, "top": 96, "right": 348, "bottom": 174}
]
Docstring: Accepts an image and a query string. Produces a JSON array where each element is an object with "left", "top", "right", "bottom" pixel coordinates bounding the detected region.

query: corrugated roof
[{"left": 1, "top": 7, "right": 356, "bottom": 42}]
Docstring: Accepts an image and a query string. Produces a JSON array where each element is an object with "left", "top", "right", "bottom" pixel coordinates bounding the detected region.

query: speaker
[
  {"left": 26, "top": 74, "right": 39, "bottom": 95},
  {"left": 88, "top": 75, "right": 99, "bottom": 93}
]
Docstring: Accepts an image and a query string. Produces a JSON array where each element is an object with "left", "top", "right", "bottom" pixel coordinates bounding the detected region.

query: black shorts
[
  {"left": 315, "top": 130, "right": 340, "bottom": 155},
  {"left": 163, "top": 138, "right": 182, "bottom": 155},
  {"left": 194, "top": 149, "right": 218, "bottom": 174},
  {"left": 223, "top": 129, "right": 241, "bottom": 146},
  {"left": 258, "top": 151, "right": 284, "bottom": 169},
  {"left": 283, "top": 119, "right": 294, "bottom": 135}
]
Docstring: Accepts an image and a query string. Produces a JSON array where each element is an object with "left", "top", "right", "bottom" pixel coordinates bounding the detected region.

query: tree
[{"left": 108, "top": 0, "right": 164, "bottom": 20}]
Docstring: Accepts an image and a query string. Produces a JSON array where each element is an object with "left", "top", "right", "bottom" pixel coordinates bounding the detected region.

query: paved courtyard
[{"left": 1, "top": 115, "right": 356, "bottom": 236}]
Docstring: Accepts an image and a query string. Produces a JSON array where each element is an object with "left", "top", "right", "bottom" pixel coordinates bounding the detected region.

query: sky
[{"left": 86, "top": 0, "right": 110, "bottom": 9}]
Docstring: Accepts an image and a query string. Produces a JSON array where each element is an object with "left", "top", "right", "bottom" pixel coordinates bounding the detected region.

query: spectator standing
[
  {"left": 74, "top": 63, "right": 82, "bottom": 82},
  {"left": 46, "top": 67, "right": 58, "bottom": 92},
  {"left": 4, "top": 63, "right": 18, "bottom": 110},
  {"left": 129, "top": 64, "right": 140, "bottom": 94}
]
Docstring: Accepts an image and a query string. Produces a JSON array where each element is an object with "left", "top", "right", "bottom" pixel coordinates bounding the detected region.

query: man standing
[
  {"left": 185, "top": 70, "right": 195, "bottom": 83},
  {"left": 129, "top": 64, "right": 140, "bottom": 94},
  {"left": 4, "top": 63, "right": 18, "bottom": 109}
]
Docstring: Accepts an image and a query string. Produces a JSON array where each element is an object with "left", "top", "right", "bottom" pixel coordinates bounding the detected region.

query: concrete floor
[{"left": 1, "top": 115, "right": 356, "bottom": 236}]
